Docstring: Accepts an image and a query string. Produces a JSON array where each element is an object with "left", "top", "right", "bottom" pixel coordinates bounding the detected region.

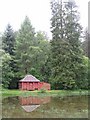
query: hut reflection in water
[{"left": 19, "top": 96, "right": 51, "bottom": 112}]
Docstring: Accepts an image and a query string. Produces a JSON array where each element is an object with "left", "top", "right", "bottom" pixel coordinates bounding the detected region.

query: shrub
[{"left": 39, "top": 88, "right": 46, "bottom": 93}]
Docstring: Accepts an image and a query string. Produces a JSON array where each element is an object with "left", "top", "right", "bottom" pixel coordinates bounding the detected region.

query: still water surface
[{"left": 2, "top": 95, "right": 88, "bottom": 118}]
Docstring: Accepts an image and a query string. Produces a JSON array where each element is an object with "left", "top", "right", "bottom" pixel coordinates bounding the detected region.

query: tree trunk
[{"left": 25, "top": 68, "right": 28, "bottom": 74}]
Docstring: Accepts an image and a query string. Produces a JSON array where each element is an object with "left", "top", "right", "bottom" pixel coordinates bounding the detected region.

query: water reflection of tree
[
  {"left": 2, "top": 97, "right": 22, "bottom": 118},
  {"left": 2, "top": 96, "right": 88, "bottom": 118},
  {"left": 34, "top": 96, "right": 88, "bottom": 118}
]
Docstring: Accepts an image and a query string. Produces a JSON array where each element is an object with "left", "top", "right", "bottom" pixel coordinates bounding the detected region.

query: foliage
[
  {"left": 50, "top": 0, "right": 88, "bottom": 90},
  {"left": 1, "top": 5, "right": 89, "bottom": 90},
  {"left": 1, "top": 17, "right": 51, "bottom": 89},
  {"left": 2, "top": 24, "right": 18, "bottom": 89},
  {"left": 15, "top": 16, "right": 35, "bottom": 76},
  {"left": 1, "top": 49, "right": 13, "bottom": 88},
  {"left": 39, "top": 89, "right": 46, "bottom": 93},
  {"left": 82, "top": 56, "right": 90, "bottom": 89},
  {"left": 15, "top": 16, "right": 50, "bottom": 82},
  {"left": 2, "top": 24, "right": 15, "bottom": 55},
  {"left": 82, "top": 29, "right": 90, "bottom": 58}
]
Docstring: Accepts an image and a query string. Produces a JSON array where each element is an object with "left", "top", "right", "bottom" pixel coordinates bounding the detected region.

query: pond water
[{"left": 2, "top": 95, "right": 88, "bottom": 118}]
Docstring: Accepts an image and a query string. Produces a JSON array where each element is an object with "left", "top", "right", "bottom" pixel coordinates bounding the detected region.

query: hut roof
[{"left": 20, "top": 75, "right": 40, "bottom": 82}]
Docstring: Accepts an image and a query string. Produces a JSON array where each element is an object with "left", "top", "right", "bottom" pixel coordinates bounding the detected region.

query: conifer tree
[
  {"left": 15, "top": 16, "right": 35, "bottom": 76},
  {"left": 50, "top": 0, "right": 87, "bottom": 89},
  {"left": 64, "top": 0, "right": 87, "bottom": 89},
  {"left": 2, "top": 24, "right": 16, "bottom": 88},
  {"left": 2, "top": 24, "right": 15, "bottom": 55},
  {"left": 50, "top": 0, "right": 72, "bottom": 89}
]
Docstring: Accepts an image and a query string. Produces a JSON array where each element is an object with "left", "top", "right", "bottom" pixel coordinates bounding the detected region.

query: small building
[{"left": 19, "top": 75, "right": 50, "bottom": 91}]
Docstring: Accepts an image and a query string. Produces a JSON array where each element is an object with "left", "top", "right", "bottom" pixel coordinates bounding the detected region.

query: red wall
[
  {"left": 19, "top": 82, "right": 50, "bottom": 91},
  {"left": 40, "top": 82, "right": 50, "bottom": 90}
]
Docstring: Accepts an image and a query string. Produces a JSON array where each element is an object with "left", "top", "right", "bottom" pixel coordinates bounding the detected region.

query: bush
[{"left": 39, "top": 89, "right": 46, "bottom": 93}]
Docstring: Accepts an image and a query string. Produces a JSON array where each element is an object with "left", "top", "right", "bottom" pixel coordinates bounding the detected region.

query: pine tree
[
  {"left": 15, "top": 16, "right": 36, "bottom": 76},
  {"left": 50, "top": 0, "right": 73, "bottom": 89},
  {"left": 50, "top": 0, "right": 87, "bottom": 89},
  {"left": 2, "top": 24, "right": 16, "bottom": 88},
  {"left": 2, "top": 24, "right": 15, "bottom": 55},
  {"left": 82, "top": 29, "right": 90, "bottom": 58},
  {"left": 64, "top": 0, "right": 87, "bottom": 89}
]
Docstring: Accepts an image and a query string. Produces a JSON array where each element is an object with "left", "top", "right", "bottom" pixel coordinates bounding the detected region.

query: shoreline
[{"left": 1, "top": 89, "right": 89, "bottom": 98}]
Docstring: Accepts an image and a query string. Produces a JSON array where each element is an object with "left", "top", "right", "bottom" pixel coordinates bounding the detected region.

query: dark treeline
[{"left": 1, "top": 0, "right": 90, "bottom": 90}]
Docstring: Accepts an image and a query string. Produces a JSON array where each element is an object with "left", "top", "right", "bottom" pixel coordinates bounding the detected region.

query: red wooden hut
[{"left": 19, "top": 75, "right": 50, "bottom": 91}]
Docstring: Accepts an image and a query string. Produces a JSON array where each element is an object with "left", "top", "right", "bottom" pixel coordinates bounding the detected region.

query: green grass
[{"left": 1, "top": 89, "right": 89, "bottom": 99}]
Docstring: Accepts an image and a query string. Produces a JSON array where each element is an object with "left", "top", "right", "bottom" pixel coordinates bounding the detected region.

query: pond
[{"left": 2, "top": 95, "right": 88, "bottom": 118}]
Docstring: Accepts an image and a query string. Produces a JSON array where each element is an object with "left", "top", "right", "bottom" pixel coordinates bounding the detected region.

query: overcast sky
[{"left": 0, "top": 0, "right": 89, "bottom": 38}]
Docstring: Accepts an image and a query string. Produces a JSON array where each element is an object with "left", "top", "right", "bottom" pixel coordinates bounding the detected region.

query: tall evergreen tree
[
  {"left": 82, "top": 29, "right": 90, "bottom": 58},
  {"left": 2, "top": 24, "right": 16, "bottom": 88},
  {"left": 15, "top": 16, "right": 36, "bottom": 76},
  {"left": 50, "top": 0, "right": 72, "bottom": 89},
  {"left": 64, "top": 0, "right": 87, "bottom": 89},
  {"left": 50, "top": 0, "right": 87, "bottom": 89},
  {"left": 2, "top": 24, "right": 15, "bottom": 55}
]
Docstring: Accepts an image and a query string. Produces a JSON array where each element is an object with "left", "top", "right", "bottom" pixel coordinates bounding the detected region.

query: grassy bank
[{"left": 1, "top": 89, "right": 89, "bottom": 98}]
